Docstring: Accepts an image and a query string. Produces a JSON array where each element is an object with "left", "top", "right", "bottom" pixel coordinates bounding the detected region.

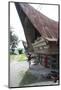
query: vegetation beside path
[{"left": 10, "top": 54, "right": 28, "bottom": 62}]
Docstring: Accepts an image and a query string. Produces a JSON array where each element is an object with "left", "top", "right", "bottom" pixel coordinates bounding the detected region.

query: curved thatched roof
[{"left": 19, "top": 3, "right": 58, "bottom": 41}]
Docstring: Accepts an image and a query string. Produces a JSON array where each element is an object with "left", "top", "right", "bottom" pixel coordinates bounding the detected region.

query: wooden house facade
[{"left": 15, "top": 3, "right": 59, "bottom": 69}]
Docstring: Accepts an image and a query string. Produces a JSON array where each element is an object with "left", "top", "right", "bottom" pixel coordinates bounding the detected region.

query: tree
[
  {"left": 10, "top": 30, "right": 18, "bottom": 54},
  {"left": 18, "top": 49, "right": 23, "bottom": 54}
]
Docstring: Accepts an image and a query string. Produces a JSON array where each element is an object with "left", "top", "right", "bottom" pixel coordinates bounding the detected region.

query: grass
[
  {"left": 10, "top": 53, "right": 28, "bottom": 62},
  {"left": 18, "top": 54, "right": 28, "bottom": 62},
  {"left": 19, "top": 70, "right": 38, "bottom": 86}
]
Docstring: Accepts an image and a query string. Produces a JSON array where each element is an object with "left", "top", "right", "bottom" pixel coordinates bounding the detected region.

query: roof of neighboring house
[{"left": 19, "top": 3, "right": 59, "bottom": 41}]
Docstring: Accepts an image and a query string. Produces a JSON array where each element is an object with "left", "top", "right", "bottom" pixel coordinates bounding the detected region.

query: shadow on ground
[
  {"left": 19, "top": 64, "right": 52, "bottom": 86},
  {"left": 19, "top": 69, "right": 38, "bottom": 86}
]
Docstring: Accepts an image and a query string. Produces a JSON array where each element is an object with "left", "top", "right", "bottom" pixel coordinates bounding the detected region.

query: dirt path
[
  {"left": 10, "top": 61, "right": 29, "bottom": 87},
  {"left": 10, "top": 60, "right": 58, "bottom": 87}
]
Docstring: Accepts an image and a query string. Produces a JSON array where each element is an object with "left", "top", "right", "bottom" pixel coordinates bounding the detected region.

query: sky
[
  {"left": 10, "top": 3, "right": 58, "bottom": 49},
  {"left": 30, "top": 4, "right": 58, "bottom": 21},
  {"left": 10, "top": 3, "right": 26, "bottom": 49}
]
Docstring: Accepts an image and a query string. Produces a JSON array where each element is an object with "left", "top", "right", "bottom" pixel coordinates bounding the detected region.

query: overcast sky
[
  {"left": 10, "top": 3, "right": 58, "bottom": 49},
  {"left": 30, "top": 4, "right": 58, "bottom": 21}
]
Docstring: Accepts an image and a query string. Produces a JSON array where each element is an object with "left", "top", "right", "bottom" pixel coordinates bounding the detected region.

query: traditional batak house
[{"left": 15, "top": 3, "right": 59, "bottom": 69}]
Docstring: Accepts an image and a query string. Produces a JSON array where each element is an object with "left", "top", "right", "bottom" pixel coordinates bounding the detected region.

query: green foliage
[
  {"left": 10, "top": 30, "right": 19, "bottom": 54},
  {"left": 10, "top": 54, "right": 27, "bottom": 62},
  {"left": 18, "top": 49, "right": 23, "bottom": 54}
]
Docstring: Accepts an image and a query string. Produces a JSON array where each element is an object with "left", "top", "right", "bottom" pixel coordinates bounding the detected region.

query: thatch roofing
[
  {"left": 15, "top": 3, "right": 59, "bottom": 54},
  {"left": 19, "top": 3, "right": 59, "bottom": 41}
]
